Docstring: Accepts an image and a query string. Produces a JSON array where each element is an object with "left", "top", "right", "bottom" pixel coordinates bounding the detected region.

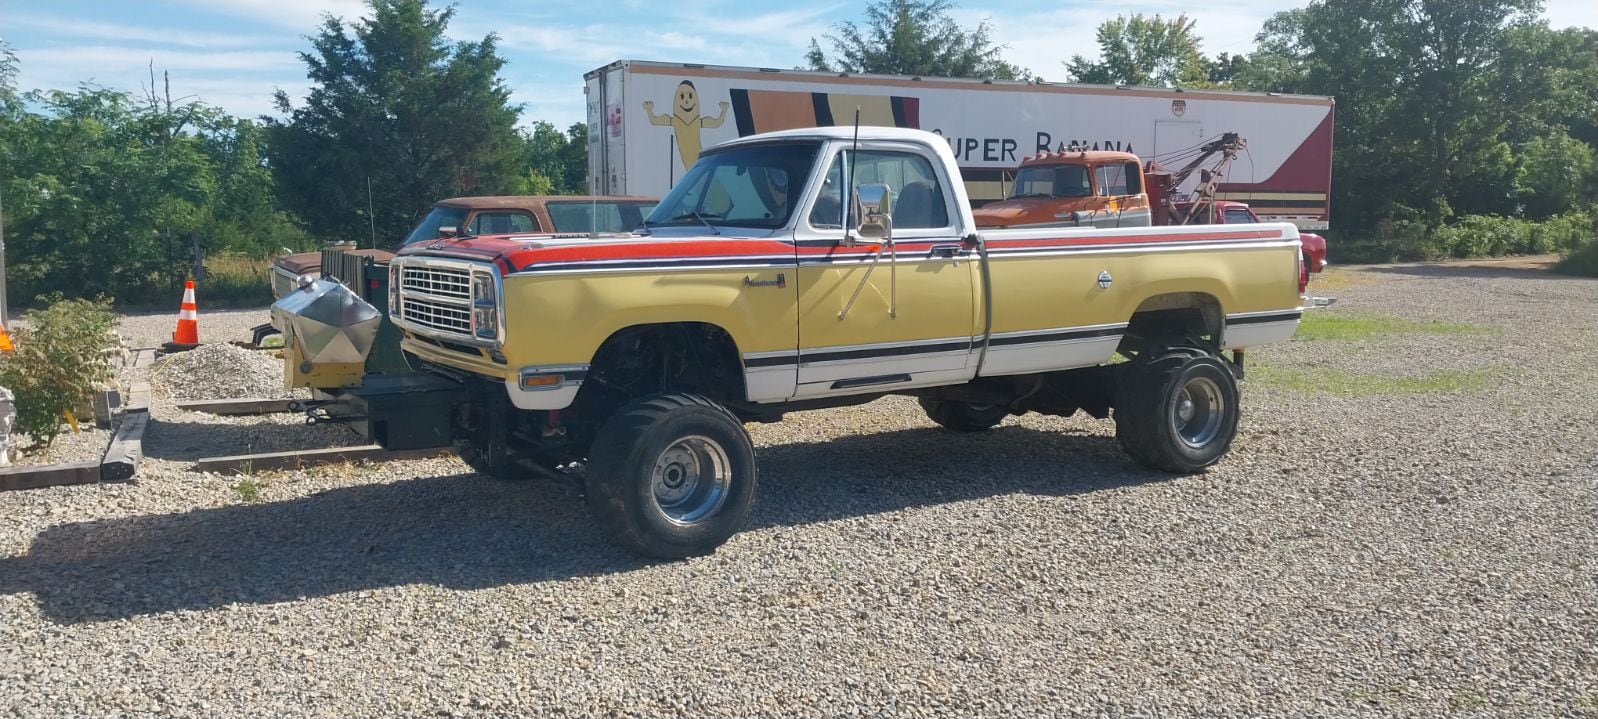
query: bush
[
  {"left": 1331, "top": 210, "right": 1594, "bottom": 264},
  {"left": 0, "top": 298, "right": 119, "bottom": 446},
  {"left": 203, "top": 254, "right": 275, "bottom": 307},
  {"left": 1555, "top": 236, "right": 1598, "bottom": 277}
]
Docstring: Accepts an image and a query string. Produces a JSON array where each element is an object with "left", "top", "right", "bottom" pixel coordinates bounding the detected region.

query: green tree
[
  {"left": 558, "top": 122, "right": 589, "bottom": 194},
  {"left": 1244, "top": 0, "right": 1546, "bottom": 231},
  {"left": 266, "top": 0, "right": 524, "bottom": 247},
  {"left": 804, "top": 0, "right": 1031, "bottom": 80},
  {"left": 1, "top": 46, "right": 307, "bottom": 304},
  {"left": 1203, "top": 52, "right": 1248, "bottom": 87},
  {"left": 1065, "top": 14, "right": 1206, "bottom": 87},
  {"left": 1515, "top": 131, "right": 1596, "bottom": 218},
  {"left": 516, "top": 120, "right": 589, "bottom": 195}
]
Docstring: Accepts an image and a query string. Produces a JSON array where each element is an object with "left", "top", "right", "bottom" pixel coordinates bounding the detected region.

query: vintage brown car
[{"left": 272, "top": 195, "right": 658, "bottom": 298}]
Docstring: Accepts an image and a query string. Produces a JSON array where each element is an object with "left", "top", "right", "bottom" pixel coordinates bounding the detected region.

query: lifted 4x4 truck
[{"left": 376, "top": 127, "right": 1307, "bottom": 559}]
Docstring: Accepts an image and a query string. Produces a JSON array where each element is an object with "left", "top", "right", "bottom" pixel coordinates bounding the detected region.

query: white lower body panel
[
  {"left": 976, "top": 323, "right": 1126, "bottom": 377},
  {"left": 1222, "top": 310, "right": 1303, "bottom": 349}
]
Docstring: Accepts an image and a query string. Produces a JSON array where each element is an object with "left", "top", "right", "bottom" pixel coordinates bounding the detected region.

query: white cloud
[
  {"left": 6, "top": 15, "right": 268, "bottom": 48},
  {"left": 11, "top": 45, "right": 303, "bottom": 119},
  {"left": 1545, "top": 0, "right": 1598, "bottom": 30},
  {"left": 691, "top": 5, "right": 842, "bottom": 49},
  {"left": 165, "top": 0, "right": 367, "bottom": 30},
  {"left": 16, "top": 46, "right": 299, "bottom": 75}
]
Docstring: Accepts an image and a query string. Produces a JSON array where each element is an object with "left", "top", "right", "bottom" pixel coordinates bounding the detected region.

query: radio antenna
[{"left": 844, "top": 106, "right": 860, "bottom": 241}]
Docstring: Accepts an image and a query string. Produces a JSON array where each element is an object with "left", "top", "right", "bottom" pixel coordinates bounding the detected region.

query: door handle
[{"left": 928, "top": 244, "right": 963, "bottom": 259}]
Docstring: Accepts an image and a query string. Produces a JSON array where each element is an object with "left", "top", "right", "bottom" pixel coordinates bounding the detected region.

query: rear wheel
[
  {"left": 1114, "top": 346, "right": 1240, "bottom": 473},
  {"left": 585, "top": 394, "right": 757, "bottom": 559},
  {"left": 919, "top": 398, "right": 1011, "bottom": 432}
]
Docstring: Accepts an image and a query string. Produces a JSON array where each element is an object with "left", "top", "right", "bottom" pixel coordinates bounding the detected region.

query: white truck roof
[{"left": 718, "top": 126, "right": 943, "bottom": 145}]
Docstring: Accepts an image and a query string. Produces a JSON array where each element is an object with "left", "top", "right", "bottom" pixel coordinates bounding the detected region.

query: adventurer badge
[{"left": 743, "top": 273, "right": 786, "bottom": 289}]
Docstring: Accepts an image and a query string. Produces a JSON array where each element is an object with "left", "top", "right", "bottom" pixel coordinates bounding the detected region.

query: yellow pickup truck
[{"left": 384, "top": 127, "right": 1306, "bottom": 558}]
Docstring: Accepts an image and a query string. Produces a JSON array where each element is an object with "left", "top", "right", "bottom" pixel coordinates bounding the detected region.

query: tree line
[
  {"left": 810, "top": 0, "right": 1597, "bottom": 264},
  {"left": 1, "top": 0, "right": 1594, "bottom": 309},
  {"left": 0, "top": 0, "right": 588, "bottom": 306}
]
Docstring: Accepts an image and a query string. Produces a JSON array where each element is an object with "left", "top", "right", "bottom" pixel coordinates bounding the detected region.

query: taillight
[{"left": 1298, "top": 252, "right": 1309, "bottom": 294}]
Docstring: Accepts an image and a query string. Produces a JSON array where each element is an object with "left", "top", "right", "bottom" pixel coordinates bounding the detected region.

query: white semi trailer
[{"left": 584, "top": 60, "right": 1335, "bottom": 229}]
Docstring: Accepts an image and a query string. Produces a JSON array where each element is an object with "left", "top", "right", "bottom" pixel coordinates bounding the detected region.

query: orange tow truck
[
  {"left": 973, "top": 133, "right": 1328, "bottom": 282},
  {"left": 971, "top": 150, "right": 1151, "bottom": 229}
]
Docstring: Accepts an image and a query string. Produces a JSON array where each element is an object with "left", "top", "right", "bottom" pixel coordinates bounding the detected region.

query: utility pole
[
  {"left": 367, "top": 176, "right": 377, "bottom": 249},
  {"left": 0, "top": 180, "right": 8, "bottom": 324}
]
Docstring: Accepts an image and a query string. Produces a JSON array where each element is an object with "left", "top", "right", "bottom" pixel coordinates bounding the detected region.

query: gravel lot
[{"left": 1, "top": 261, "right": 1595, "bottom": 717}]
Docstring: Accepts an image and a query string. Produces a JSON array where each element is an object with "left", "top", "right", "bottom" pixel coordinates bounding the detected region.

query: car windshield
[
  {"left": 547, "top": 201, "right": 657, "bottom": 233},
  {"left": 402, "top": 205, "right": 468, "bottom": 246},
  {"left": 1009, "top": 164, "right": 1092, "bottom": 199},
  {"left": 645, "top": 141, "right": 820, "bottom": 230}
]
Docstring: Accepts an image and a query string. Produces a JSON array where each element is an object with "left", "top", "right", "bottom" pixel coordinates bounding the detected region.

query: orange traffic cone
[
  {"left": 169, "top": 280, "right": 200, "bottom": 349},
  {"left": 0, "top": 322, "right": 13, "bottom": 353}
]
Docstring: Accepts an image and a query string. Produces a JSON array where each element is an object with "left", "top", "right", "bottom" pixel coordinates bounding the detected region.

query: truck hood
[
  {"left": 972, "top": 196, "right": 1098, "bottom": 227},
  {"left": 273, "top": 248, "right": 395, "bottom": 274},
  {"left": 394, "top": 230, "right": 793, "bottom": 274}
]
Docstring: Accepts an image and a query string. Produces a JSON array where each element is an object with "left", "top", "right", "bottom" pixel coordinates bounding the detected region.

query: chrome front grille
[
  {"left": 391, "top": 258, "right": 500, "bottom": 345},
  {"left": 401, "top": 297, "right": 471, "bottom": 334},
  {"left": 401, "top": 266, "right": 471, "bottom": 300}
]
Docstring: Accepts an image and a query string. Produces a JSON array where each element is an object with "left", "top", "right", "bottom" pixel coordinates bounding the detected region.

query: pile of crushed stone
[{"left": 152, "top": 343, "right": 297, "bottom": 400}]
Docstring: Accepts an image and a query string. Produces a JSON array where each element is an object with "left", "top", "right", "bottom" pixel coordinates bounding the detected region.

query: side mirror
[
  {"left": 849, "top": 183, "right": 893, "bottom": 245},
  {"left": 437, "top": 226, "right": 460, "bottom": 238}
]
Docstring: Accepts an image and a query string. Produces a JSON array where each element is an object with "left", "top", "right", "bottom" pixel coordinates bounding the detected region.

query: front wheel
[
  {"left": 585, "top": 394, "right": 757, "bottom": 559},
  {"left": 1113, "top": 346, "right": 1240, "bottom": 473}
]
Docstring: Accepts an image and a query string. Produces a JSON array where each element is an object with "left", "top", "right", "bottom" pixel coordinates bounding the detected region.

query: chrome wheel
[
  {"left": 650, "top": 435, "right": 732, "bottom": 525},
  {"left": 1172, "top": 376, "right": 1225, "bottom": 448}
]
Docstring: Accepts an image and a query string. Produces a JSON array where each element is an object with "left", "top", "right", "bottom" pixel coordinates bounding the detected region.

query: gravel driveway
[{"left": 2, "top": 261, "right": 1595, "bottom": 717}]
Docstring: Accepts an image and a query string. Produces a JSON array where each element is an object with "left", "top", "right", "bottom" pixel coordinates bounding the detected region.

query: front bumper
[{"left": 400, "top": 335, "right": 582, "bottom": 411}]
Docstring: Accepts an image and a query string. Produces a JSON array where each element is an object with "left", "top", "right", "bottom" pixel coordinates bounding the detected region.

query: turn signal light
[{"left": 520, "top": 373, "right": 562, "bottom": 390}]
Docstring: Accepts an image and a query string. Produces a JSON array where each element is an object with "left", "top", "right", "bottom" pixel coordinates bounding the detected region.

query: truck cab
[{"left": 970, "top": 150, "right": 1151, "bottom": 229}]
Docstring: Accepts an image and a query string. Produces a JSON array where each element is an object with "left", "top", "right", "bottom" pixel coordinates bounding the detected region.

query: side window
[
  {"left": 811, "top": 149, "right": 949, "bottom": 231},
  {"left": 700, "top": 165, "right": 786, "bottom": 223},
  {"left": 809, "top": 156, "right": 845, "bottom": 228},
  {"left": 1224, "top": 208, "right": 1257, "bottom": 224},
  {"left": 469, "top": 212, "right": 540, "bottom": 235},
  {"left": 1123, "top": 162, "right": 1143, "bottom": 194},
  {"left": 1095, "top": 164, "right": 1132, "bottom": 197},
  {"left": 547, "top": 202, "right": 636, "bottom": 233}
]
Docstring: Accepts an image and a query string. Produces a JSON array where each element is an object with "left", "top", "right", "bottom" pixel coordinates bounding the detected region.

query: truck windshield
[
  {"left": 645, "top": 141, "right": 820, "bottom": 230},
  {"left": 402, "top": 206, "right": 469, "bottom": 246},
  {"left": 1009, "top": 165, "right": 1092, "bottom": 199}
]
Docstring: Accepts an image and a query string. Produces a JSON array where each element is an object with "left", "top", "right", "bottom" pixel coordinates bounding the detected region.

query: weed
[
  {"left": 202, "top": 254, "right": 275, "bottom": 307},
  {"left": 1250, "top": 366, "right": 1495, "bottom": 396},
  {"left": 1295, "top": 311, "right": 1487, "bottom": 342},
  {"left": 234, "top": 476, "right": 265, "bottom": 503}
]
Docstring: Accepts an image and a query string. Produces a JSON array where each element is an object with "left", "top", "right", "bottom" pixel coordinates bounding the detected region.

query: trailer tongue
[{"left": 269, "top": 277, "right": 464, "bottom": 452}]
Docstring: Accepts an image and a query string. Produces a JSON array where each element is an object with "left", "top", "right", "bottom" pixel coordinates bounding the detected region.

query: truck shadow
[
  {"left": 140, "top": 414, "right": 365, "bottom": 464},
  {"left": 1, "top": 425, "right": 1161, "bottom": 625}
]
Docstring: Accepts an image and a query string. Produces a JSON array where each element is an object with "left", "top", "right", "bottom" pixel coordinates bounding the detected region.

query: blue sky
[{"left": 4, "top": 0, "right": 1596, "bottom": 130}]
